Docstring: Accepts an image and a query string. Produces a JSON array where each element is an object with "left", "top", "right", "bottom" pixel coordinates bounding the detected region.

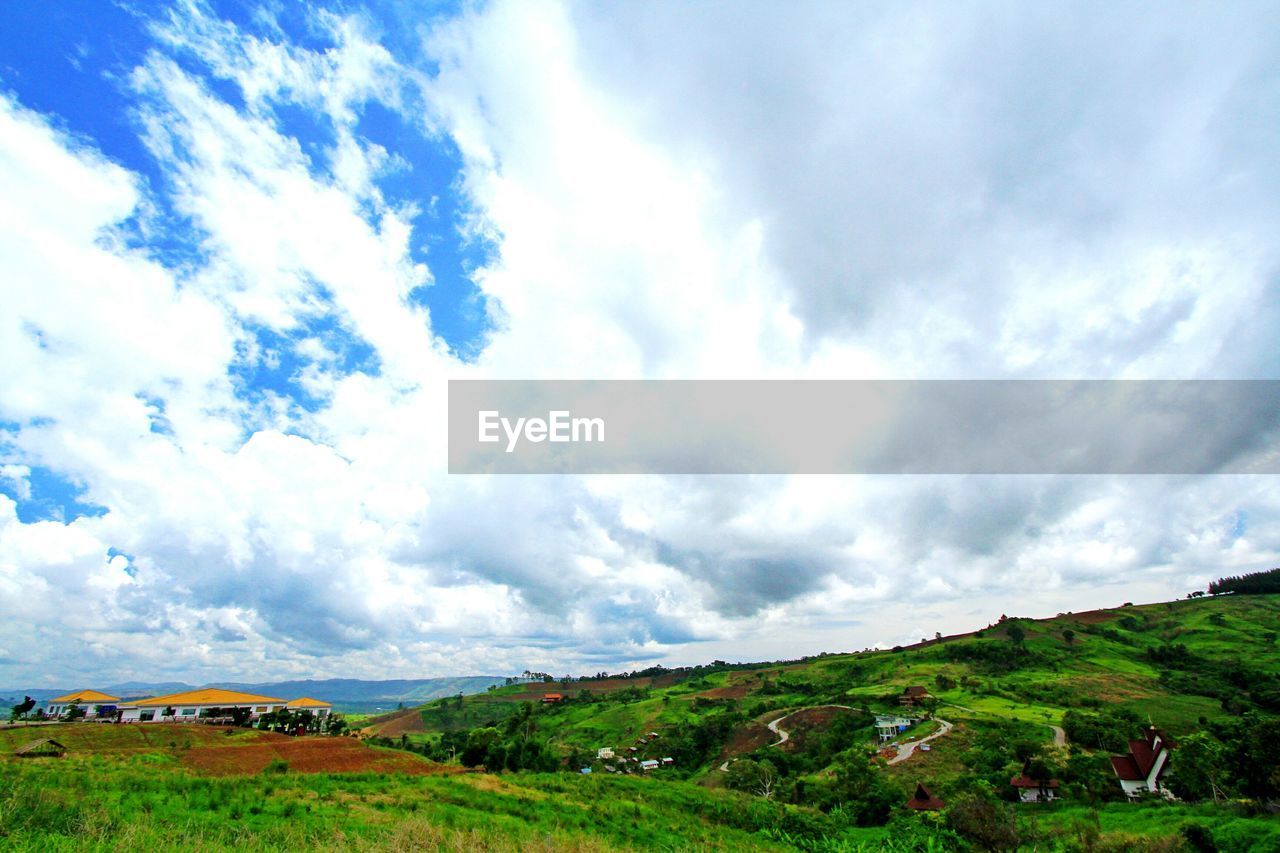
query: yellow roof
[
  {"left": 286, "top": 697, "right": 332, "bottom": 708},
  {"left": 50, "top": 689, "right": 120, "bottom": 703},
  {"left": 131, "top": 688, "right": 286, "bottom": 707}
]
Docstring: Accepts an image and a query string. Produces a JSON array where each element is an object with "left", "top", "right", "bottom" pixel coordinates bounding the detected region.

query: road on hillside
[
  {"left": 885, "top": 717, "right": 953, "bottom": 765},
  {"left": 720, "top": 705, "right": 854, "bottom": 771}
]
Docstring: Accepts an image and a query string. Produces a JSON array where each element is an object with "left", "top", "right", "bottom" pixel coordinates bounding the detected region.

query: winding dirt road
[
  {"left": 720, "top": 705, "right": 855, "bottom": 771},
  {"left": 884, "top": 717, "right": 953, "bottom": 765}
]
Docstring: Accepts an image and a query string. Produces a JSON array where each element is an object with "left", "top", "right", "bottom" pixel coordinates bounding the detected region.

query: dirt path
[
  {"left": 720, "top": 705, "right": 853, "bottom": 771},
  {"left": 1049, "top": 724, "right": 1066, "bottom": 747},
  {"left": 885, "top": 717, "right": 952, "bottom": 765},
  {"left": 766, "top": 714, "right": 791, "bottom": 746}
]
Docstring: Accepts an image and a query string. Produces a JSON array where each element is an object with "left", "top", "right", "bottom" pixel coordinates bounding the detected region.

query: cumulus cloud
[{"left": 0, "top": 0, "right": 1278, "bottom": 685}]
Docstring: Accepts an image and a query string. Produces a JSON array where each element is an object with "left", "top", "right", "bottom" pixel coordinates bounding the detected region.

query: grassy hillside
[
  {"left": 6, "top": 593, "right": 1280, "bottom": 850},
  {"left": 401, "top": 594, "right": 1280, "bottom": 756}
]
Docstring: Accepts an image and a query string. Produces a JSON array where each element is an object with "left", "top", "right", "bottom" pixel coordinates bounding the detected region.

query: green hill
[
  {"left": 368, "top": 593, "right": 1280, "bottom": 850},
  {"left": 6, "top": 592, "right": 1279, "bottom": 851},
  {"left": 406, "top": 593, "right": 1279, "bottom": 754}
]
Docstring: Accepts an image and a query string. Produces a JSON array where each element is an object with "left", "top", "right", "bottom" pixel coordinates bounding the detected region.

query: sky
[{"left": 1, "top": 0, "right": 1278, "bottom": 687}]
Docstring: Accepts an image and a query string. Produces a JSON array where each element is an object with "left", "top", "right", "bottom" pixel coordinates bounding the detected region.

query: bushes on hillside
[
  {"left": 943, "top": 639, "right": 1038, "bottom": 674},
  {"left": 947, "top": 788, "right": 1022, "bottom": 851},
  {"left": 1060, "top": 708, "right": 1142, "bottom": 752}
]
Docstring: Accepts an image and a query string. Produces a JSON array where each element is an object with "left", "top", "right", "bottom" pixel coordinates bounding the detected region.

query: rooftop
[
  {"left": 49, "top": 689, "right": 119, "bottom": 703},
  {"left": 127, "top": 687, "right": 286, "bottom": 707}
]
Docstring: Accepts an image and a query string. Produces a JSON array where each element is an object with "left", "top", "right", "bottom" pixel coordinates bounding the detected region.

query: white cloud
[{"left": 1, "top": 0, "right": 1279, "bottom": 686}]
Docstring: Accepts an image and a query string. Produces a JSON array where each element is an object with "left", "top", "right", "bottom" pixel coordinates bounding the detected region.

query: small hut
[
  {"left": 15, "top": 738, "right": 66, "bottom": 758},
  {"left": 905, "top": 782, "right": 945, "bottom": 811}
]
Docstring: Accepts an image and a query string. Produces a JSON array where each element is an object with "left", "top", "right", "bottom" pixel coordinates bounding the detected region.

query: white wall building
[
  {"left": 1110, "top": 728, "right": 1173, "bottom": 797},
  {"left": 45, "top": 689, "right": 120, "bottom": 719},
  {"left": 118, "top": 688, "right": 288, "bottom": 722}
]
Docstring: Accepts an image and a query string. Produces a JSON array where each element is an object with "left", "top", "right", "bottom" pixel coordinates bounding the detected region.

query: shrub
[
  {"left": 947, "top": 790, "right": 1021, "bottom": 851},
  {"left": 1181, "top": 823, "right": 1218, "bottom": 853}
]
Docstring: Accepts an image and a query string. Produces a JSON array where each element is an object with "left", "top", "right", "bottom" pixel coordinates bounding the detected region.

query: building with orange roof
[
  {"left": 118, "top": 687, "right": 288, "bottom": 723},
  {"left": 286, "top": 697, "right": 333, "bottom": 717},
  {"left": 46, "top": 690, "right": 121, "bottom": 719}
]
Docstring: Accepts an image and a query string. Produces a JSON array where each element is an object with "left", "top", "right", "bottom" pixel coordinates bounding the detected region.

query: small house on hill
[
  {"left": 905, "top": 782, "right": 945, "bottom": 811},
  {"left": 899, "top": 686, "right": 931, "bottom": 707},
  {"left": 876, "top": 714, "right": 915, "bottom": 742},
  {"left": 15, "top": 738, "right": 66, "bottom": 758},
  {"left": 1110, "top": 727, "right": 1173, "bottom": 798},
  {"left": 1010, "top": 758, "right": 1060, "bottom": 802},
  {"left": 540, "top": 693, "right": 564, "bottom": 704}
]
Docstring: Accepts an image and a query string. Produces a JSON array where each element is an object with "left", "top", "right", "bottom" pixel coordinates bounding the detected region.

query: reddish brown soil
[
  {"left": 694, "top": 685, "right": 749, "bottom": 700},
  {"left": 714, "top": 723, "right": 774, "bottom": 762},
  {"left": 501, "top": 674, "right": 684, "bottom": 702},
  {"left": 776, "top": 706, "right": 855, "bottom": 753},
  {"left": 1066, "top": 608, "right": 1125, "bottom": 625},
  {"left": 181, "top": 735, "right": 465, "bottom": 777},
  {"left": 364, "top": 707, "right": 426, "bottom": 737}
]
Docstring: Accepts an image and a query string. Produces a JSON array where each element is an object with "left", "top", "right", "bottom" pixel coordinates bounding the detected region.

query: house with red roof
[
  {"left": 1109, "top": 727, "right": 1173, "bottom": 798},
  {"left": 904, "top": 782, "right": 945, "bottom": 811},
  {"left": 1010, "top": 757, "right": 1061, "bottom": 802}
]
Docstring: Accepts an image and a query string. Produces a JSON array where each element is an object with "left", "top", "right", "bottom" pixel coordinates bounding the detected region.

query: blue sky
[
  {"left": 0, "top": 0, "right": 489, "bottom": 360},
  {"left": 0, "top": 0, "right": 489, "bottom": 524},
  {"left": 1, "top": 1, "right": 1278, "bottom": 687}
]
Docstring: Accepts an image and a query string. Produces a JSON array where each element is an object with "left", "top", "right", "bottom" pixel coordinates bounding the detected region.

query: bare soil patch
[
  {"left": 364, "top": 708, "right": 426, "bottom": 737},
  {"left": 180, "top": 735, "right": 465, "bottom": 776}
]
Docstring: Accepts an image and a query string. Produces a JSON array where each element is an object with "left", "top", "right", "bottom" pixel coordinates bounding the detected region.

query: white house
[
  {"left": 639, "top": 759, "right": 659, "bottom": 771},
  {"left": 875, "top": 714, "right": 915, "bottom": 743},
  {"left": 45, "top": 690, "right": 120, "bottom": 719},
  {"left": 1110, "top": 727, "right": 1173, "bottom": 797},
  {"left": 597, "top": 747, "right": 615, "bottom": 759},
  {"left": 118, "top": 688, "right": 288, "bottom": 722}
]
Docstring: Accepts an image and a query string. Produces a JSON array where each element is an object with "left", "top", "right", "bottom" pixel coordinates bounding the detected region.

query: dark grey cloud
[{"left": 571, "top": 1, "right": 1280, "bottom": 373}]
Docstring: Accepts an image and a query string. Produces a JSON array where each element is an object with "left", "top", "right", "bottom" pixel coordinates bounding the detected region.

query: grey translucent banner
[{"left": 448, "top": 380, "right": 1280, "bottom": 475}]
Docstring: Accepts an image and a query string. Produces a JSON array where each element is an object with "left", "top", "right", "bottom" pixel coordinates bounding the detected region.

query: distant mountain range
[{"left": 1, "top": 676, "right": 507, "bottom": 713}]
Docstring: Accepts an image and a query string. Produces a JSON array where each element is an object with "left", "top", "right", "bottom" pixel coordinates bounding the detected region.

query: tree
[
  {"left": 461, "top": 727, "right": 501, "bottom": 767},
  {"left": 1062, "top": 629, "right": 1076, "bottom": 645},
  {"left": 1168, "top": 732, "right": 1229, "bottom": 802},
  {"left": 1212, "top": 713, "right": 1280, "bottom": 801},
  {"left": 830, "top": 756, "right": 897, "bottom": 826},
  {"left": 724, "top": 758, "right": 779, "bottom": 799},
  {"left": 9, "top": 696, "right": 35, "bottom": 721},
  {"left": 1006, "top": 625, "right": 1026, "bottom": 645},
  {"left": 947, "top": 789, "right": 1021, "bottom": 851}
]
